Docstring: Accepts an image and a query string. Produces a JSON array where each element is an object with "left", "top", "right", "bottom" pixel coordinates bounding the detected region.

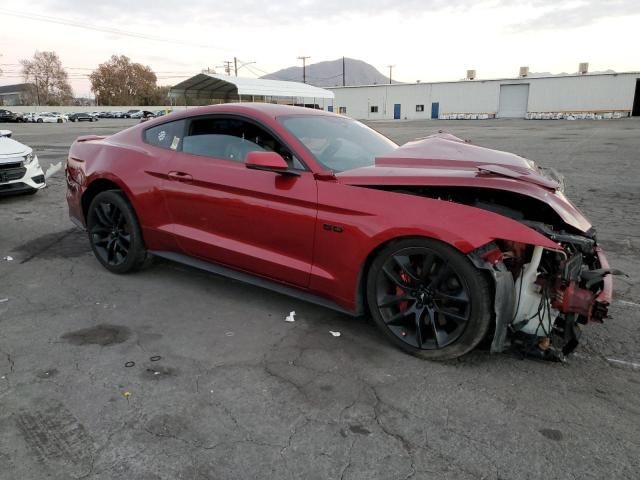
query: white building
[
  {"left": 328, "top": 71, "right": 640, "bottom": 120},
  {"left": 170, "top": 73, "right": 334, "bottom": 109}
]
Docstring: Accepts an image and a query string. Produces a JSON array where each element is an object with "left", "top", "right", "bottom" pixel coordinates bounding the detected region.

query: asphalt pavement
[{"left": 0, "top": 117, "right": 638, "bottom": 479}]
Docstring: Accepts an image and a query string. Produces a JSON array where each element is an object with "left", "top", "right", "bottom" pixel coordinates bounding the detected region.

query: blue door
[
  {"left": 393, "top": 103, "right": 401, "bottom": 119},
  {"left": 328, "top": 105, "right": 333, "bottom": 112},
  {"left": 431, "top": 102, "right": 439, "bottom": 119}
]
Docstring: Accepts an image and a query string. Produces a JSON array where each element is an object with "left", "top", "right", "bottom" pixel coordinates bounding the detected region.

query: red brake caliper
[{"left": 397, "top": 271, "right": 411, "bottom": 313}]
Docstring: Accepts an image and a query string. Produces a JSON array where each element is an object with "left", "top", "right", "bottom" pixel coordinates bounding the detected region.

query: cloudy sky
[{"left": 1, "top": 0, "right": 638, "bottom": 97}]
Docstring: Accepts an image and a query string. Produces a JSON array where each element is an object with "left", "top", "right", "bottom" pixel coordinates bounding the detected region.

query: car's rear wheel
[
  {"left": 37, "top": 118, "right": 43, "bottom": 123},
  {"left": 87, "top": 190, "right": 150, "bottom": 274},
  {"left": 367, "top": 238, "right": 491, "bottom": 360}
]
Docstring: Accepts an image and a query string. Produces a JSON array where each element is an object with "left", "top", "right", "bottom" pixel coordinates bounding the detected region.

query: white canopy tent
[{"left": 170, "top": 73, "right": 334, "bottom": 109}]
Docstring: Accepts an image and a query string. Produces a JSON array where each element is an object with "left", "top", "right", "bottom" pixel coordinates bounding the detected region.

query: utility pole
[
  {"left": 387, "top": 65, "right": 395, "bottom": 84},
  {"left": 234, "top": 57, "right": 238, "bottom": 77},
  {"left": 297, "top": 56, "right": 310, "bottom": 83},
  {"left": 342, "top": 56, "right": 346, "bottom": 86},
  {"left": 223, "top": 60, "right": 232, "bottom": 76}
]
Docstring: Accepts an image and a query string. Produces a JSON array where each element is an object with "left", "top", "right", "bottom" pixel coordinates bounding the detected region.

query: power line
[
  {"left": 242, "top": 62, "right": 271, "bottom": 76},
  {"left": 0, "top": 8, "right": 233, "bottom": 51}
]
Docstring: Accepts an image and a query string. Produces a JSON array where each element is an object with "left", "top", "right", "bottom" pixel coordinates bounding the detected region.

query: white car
[
  {"left": 0, "top": 130, "right": 46, "bottom": 195},
  {"left": 34, "top": 112, "right": 68, "bottom": 123}
]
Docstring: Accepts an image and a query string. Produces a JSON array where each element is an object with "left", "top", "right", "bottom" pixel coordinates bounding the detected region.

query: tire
[
  {"left": 57, "top": 119, "right": 63, "bottom": 123},
  {"left": 366, "top": 237, "right": 492, "bottom": 360},
  {"left": 87, "top": 190, "right": 150, "bottom": 274},
  {"left": 37, "top": 118, "right": 43, "bottom": 123}
]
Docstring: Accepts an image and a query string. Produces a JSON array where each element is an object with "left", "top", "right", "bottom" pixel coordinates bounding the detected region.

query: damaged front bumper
[{"left": 470, "top": 238, "right": 613, "bottom": 360}]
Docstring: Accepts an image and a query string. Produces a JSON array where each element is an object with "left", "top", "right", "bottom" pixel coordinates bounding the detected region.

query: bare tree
[
  {"left": 21, "top": 51, "right": 73, "bottom": 105},
  {"left": 90, "top": 55, "right": 162, "bottom": 106}
]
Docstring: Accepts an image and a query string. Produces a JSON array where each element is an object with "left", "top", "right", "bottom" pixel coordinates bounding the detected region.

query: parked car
[
  {"left": 0, "top": 109, "right": 24, "bottom": 123},
  {"left": 51, "top": 112, "right": 70, "bottom": 121},
  {"left": 34, "top": 112, "right": 67, "bottom": 123},
  {"left": 0, "top": 129, "right": 46, "bottom": 195},
  {"left": 69, "top": 112, "right": 98, "bottom": 122},
  {"left": 66, "top": 104, "right": 612, "bottom": 361}
]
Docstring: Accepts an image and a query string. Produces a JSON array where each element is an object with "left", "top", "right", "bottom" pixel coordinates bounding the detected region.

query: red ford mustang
[{"left": 66, "top": 103, "right": 612, "bottom": 360}]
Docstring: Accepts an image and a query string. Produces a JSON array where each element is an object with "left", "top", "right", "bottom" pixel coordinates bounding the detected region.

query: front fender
[{"left": 311, "top": 182, "right": 560, "bottom": 313}]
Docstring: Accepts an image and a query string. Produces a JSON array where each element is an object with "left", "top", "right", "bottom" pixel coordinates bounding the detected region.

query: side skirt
[{"left": 150, "top": 251, "right": 358, "bottom": 317}]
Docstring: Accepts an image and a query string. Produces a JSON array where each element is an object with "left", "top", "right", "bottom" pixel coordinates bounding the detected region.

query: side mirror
[
  {"left": 0, "top": 130, "right": 12, "bottom": 138},
  {"left": 245, "top": 151, "right": 293, "bottom": 174}
]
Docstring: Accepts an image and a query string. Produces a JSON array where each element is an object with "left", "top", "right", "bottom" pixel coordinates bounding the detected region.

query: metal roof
[
  {"left": 170, "top": 73, "right": 334, "bottom": 100},
  {"left": 0, "top": 83, "right": 33, "bottom": 95},
  {"left": 328, "top": 71, "right": 640, "bottom": 89}
]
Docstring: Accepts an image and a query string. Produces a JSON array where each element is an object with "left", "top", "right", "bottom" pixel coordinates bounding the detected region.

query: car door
[{"left": 159, "top": 115, "right": 318, "bottom": 288}]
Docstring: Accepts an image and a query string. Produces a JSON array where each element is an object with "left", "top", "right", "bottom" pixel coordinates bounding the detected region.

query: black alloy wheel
[
  {"left": 367, "top": 238, "right": 491, "bottom": 360},
  {"left": 87, "top": 190, "right": 150, "bottom": 273}
]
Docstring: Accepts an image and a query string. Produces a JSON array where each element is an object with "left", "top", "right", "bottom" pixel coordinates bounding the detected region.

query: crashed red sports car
[{"left": 66, "top": 104, "right": 612, "bottom": 360}]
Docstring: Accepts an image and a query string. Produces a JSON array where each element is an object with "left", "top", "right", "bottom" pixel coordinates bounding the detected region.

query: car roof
[{"left": 173, "top": 103, "right": 334, "bottom": 120}]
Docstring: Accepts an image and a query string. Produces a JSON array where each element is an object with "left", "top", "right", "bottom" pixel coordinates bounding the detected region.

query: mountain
[{"left": 261, "top": 58, "right": 393, "bottom": 87}]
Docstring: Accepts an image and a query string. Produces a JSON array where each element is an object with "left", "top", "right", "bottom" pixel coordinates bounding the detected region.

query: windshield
[{"left": 279, "top": 115, "right": 397, "bottom": 172}]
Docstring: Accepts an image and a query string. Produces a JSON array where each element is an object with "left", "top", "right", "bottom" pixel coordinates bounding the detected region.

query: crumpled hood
[
  {"left": 0, "top": 136, "right": 31, "bottom": 163},
  {"left": 336, "top": 133, "right": 591, "bottom": 232},
  {"left": 374, "top": 133, "right": 559, "bottom": 190}
]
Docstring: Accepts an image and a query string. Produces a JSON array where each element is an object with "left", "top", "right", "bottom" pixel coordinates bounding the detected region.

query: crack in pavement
[
  {"left": 6, "top": 353, "right": 14, "bottom": 373},
  {"left": 338, "top": 436, "right": 356, "bottom": 480}
]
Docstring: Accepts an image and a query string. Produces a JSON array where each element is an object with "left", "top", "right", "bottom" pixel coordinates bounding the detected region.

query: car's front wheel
[
  {"left": 87, "top": 190, "right": 150, "bottom": 274},
  {"left": 367, "top": 238, "right": 491, "bottom": 360}
]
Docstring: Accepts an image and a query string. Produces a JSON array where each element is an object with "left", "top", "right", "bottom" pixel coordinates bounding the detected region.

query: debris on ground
[
  {"left": 329, "top": 331, "right": 341, "bottom": 337},
  {"left": 150, "top": 355, "right": 162, "bottom": 362},
  {"left": 124, "top": 361, "right": 135, "bottom": 368},
  {"left": 0, "top": 298, "right": 8, "bottom": 303},
  {"left": 285, "top": 311, "right": 296, "bottom": 322},
  {"left": 2, "top": 256, "right": 13, "bottom": 262}
]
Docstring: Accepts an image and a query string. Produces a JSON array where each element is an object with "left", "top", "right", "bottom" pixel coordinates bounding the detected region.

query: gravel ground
[{"left": 0, "top": 117, "right": 638, "bottom": 480}]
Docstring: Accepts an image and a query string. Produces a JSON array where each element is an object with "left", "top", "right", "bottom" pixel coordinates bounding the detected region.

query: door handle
[{"left": 168, "top": 171, "right": 193, "bottom": 183}]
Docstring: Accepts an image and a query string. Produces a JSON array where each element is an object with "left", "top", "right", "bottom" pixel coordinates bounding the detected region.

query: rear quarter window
[{"left": 144, "top": 120, "right": 186, "bottom": 151}]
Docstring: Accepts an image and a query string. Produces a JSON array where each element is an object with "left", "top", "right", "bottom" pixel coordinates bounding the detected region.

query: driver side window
[{"left": 182, "top": 117, "right": 305, "bottom": 169}]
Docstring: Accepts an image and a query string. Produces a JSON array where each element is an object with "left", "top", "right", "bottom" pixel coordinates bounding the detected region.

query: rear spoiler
[{"left": 75, "top": 135, "right": 106, "bottom": 143}]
